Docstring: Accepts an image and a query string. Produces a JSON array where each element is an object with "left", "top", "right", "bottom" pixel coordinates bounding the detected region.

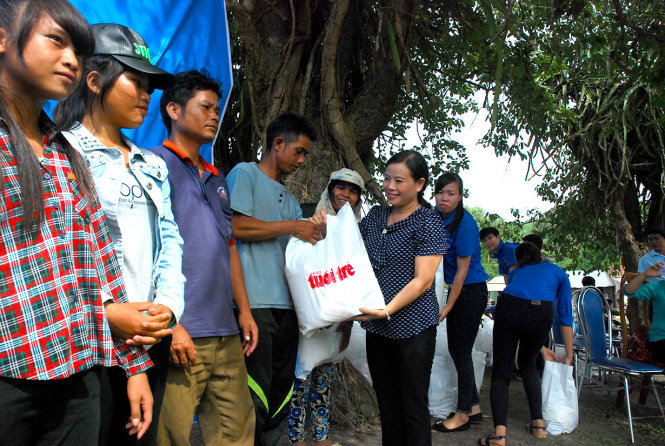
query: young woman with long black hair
[
  {"left": 0, "top": 1, "right": 152, "bottom": 443},
  {"left": 431, "top": 172, "right": 489, "bottom": 434}
]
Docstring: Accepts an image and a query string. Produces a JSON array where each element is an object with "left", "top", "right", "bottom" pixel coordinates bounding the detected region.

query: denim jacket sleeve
[{"left": 153, "top": 165, "right": 186, "bottom": 325}]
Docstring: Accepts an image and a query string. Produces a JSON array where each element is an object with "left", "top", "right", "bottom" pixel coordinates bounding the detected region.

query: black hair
[
  {"left": 327, "top": 180, "right": 362, "bottom": 206},
  {"left": 646, "top": 225, "right": 665, "bottom": 239},
  {"left": 515, "top": 242, "right": 542, "bottom": 267},
  {"left": 522, "top": 233, "right": 544, "bottom": 251},
  {"left": 160, "top": 70, "right": 223, "bottom": 133},
  {"left": 385, "top": 150, "right": 432, "bottom": 208},
  {"left": 581, "top": 276, "right": 596, "bottom": 287},
  {"left": 7, "top": 0, "right": 95, "bottom": 63},
  {"left": 479, "top": 226, "right": 500, "bottom": 241},
  {"left": 434, "top": 172, "right": 464, "bottom": 234},
  {"left": 54, "top": 55, "right": 126, "bottom": 130},
  {"left": 0, "top": 0, "right": 95, "bottom": 229},
  {"left": 265, "top": 112, "right": 317, "bottom": 152}
]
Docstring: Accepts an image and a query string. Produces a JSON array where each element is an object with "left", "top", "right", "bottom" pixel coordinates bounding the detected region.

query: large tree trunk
[
  {"left": 609, "top": 182, "right": 643, "bottom": 335},
  {"left": 220, "top": 0, "right": 418, "bottom": 205},
  {"left": 220, "top": 0, "right": 422, "bottom": 426}
]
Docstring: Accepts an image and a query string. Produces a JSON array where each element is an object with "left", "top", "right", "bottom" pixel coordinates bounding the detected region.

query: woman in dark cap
[{"left": 54, "top": 23, "right": 184, "bottom": 446}]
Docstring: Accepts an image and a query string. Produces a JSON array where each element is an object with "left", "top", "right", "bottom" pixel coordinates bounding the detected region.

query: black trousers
[
  {"left": 490, "top": 293, "right": 553, "bottom": 427},
  {"left": 0, "top": 367, "right": 101, "bottom": 446},
  {"left": 244, "top": 308, "right": 299, "bottom": 446},
  {"left": 446, "top": 282, "right": 487, "bottom": 413},
  {"left": 366, "top": 325, "right": 437, "bottom": 446},
  {"left": 99, "top": 336, "right": 171, "bottom": 446}
]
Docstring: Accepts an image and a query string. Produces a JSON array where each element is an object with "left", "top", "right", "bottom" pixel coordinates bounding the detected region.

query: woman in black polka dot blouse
[
  {"left": 310, "top": 151, "right": 446, "bottom": 445},
  {"left": 357, "top": 150, "right": 446, "bottom": 446}
]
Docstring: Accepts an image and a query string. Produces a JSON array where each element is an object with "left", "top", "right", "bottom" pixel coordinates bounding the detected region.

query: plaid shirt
[{"left": 0, "top": 115, "right": 152, "bottom": 380}]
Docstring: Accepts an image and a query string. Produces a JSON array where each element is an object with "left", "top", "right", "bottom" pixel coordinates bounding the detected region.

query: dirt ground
[{"left": 191, "top": 368, "right": 665, "bottom": 446}]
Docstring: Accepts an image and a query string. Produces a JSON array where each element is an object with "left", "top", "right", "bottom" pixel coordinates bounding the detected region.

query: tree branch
[{"left": 320, "top": 0, "right": 386, "bottom": 204}]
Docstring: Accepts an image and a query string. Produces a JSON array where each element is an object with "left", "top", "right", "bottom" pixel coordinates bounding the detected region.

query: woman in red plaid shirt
[{"left": 0, "top": 1, "right": 159, "bottom": 444}]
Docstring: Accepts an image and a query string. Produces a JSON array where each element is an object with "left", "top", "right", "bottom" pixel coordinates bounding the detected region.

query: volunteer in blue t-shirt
[
  {"left": 479, "top": 242, "right": 573, "bottom": 446},
  {"left": 432, "top": 173, "right": 489, "bottom": 434},
  {"left": 479, "top": 227, "right": 519, "bottom": 283}
]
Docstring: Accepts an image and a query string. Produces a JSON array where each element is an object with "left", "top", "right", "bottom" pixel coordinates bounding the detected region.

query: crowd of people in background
[{"left": 0, "top": 2, "right": 662, "bottom": 446}]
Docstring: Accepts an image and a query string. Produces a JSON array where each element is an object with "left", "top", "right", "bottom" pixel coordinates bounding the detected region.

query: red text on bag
[{"left": 308, "top": 263, "right": 355, "bottom": 289}]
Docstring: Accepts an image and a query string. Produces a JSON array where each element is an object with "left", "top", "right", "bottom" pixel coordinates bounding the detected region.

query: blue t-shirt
[
  {"left": 359, "top": 205, "right": 446, "bottom": 339},
  {"left": 227, "top": 162, "right": 303, "bottom": 309},
  {"left": 439, "top": 208, "right": 489, "bottom": 285},
  {"left": 493, "top": 240, "right": 519, "bottom": 275},
  {"left": 625, "top": 280, "right": 665, "bottom": 342},
  {"left": 151, "top": 143, "right": 239, "bottom": 338},
  {"left": 503, "top": 262, "right": 574, "bottom": 327}
]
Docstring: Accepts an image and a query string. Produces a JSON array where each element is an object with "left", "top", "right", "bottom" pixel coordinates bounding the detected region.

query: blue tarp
[{"left": 65, "top": 0, "right": 232, "bottom": 162}]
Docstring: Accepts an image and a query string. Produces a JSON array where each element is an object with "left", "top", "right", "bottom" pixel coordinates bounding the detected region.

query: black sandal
[
  {"left": 477, "top": 434, "right": 506, "bottom": 445},
  {"left": 525, "top": 423, "right": 546, "bottom": 439}
]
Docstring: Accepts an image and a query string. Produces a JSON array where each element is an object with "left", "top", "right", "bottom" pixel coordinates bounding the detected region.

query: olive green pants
[{"left": 158, "top": 335, "right": 255, "bottom": 446}]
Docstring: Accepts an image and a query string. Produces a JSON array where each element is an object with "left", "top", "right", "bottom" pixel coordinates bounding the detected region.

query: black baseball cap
[{"left": 92, "top": 23, "right": 174, "bottom": 90}]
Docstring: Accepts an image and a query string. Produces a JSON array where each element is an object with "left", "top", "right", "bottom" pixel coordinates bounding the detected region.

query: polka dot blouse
[{"left": 359, "top": 205, "right": 447, "bottom": 339}]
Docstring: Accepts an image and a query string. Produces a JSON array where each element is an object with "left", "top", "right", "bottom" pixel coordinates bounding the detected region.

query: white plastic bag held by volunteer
[
  {"left": 541, "top": 360, "right": 578, "bottom": 434},
  {"left": 285, "top": 203, "right": 385, "bottom": 336}
]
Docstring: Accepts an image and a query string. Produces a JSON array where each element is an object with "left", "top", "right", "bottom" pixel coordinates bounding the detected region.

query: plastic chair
[
  {"left": 577, "top": 286, "right": 665, "bottom": 443},
  {"left": 565, "top": 287, "right": 613, "bottom": 392}
]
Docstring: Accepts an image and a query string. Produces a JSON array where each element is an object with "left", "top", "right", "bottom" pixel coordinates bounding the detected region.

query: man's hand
[
  {"left": 104, "top": 302, "right": 173, "bottom": 345},
  {"left": 308, "top": 209, "right": 328, "bottom": 225},
  {"left": 125, "top": 372, "right": 153, "bottom": 439},
  {"left": 237, "top": 311, "right": 259, "bottom": 357},
  {"left": 308, "top": 209, "right": 328, "bottom": 238},
  {"left": 293, "top": 220, "right": 323, "bottom": 244},
  {"left": 169, "top": 324, "right": 198, "bottom": 367},
  {"left": 646, "top": 262, "right": 665, "bottom": 277}
]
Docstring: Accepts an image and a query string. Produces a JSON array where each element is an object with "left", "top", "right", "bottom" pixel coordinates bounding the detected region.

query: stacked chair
[{"left": 576, "top": 286, "right": 664, "bottom": 443}]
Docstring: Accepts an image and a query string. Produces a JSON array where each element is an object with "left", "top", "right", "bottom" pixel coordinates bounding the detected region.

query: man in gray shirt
[{"left": 227, "top": 112, "right": 321, "bottom": 446}]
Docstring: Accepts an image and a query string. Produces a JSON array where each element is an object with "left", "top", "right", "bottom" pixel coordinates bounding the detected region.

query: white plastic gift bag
[
  {"left": 294, "top": 324, "right": 345, "bottom": 379},
  {"left": 428, "top": 319, "right": 487, "bottom": 418},
  {"left": 541, "top": 360, "right": 578, "bottom": 434},
  {"left": 285, "top": 203, "right": 385, "bottom": 336},
  {"left": 474, "top": 317, "right": 494, "bottom": 353}
]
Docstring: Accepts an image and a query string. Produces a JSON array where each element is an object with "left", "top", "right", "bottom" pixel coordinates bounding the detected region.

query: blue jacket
[{"left": 63, "top": 124, "right": 185, "bottom": 323}]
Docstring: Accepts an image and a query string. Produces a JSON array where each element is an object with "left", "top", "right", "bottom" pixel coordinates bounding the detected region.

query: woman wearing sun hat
[{"left": 287, "top": 168, "right": 364, "bottom": 446}]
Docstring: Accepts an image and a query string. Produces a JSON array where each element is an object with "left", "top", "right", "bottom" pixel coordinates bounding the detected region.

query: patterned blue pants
[{"left": 287, "top": 364, "right": 334, "bottom": 442}]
